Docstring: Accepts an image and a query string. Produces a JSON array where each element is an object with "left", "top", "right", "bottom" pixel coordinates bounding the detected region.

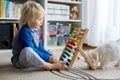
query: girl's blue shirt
[{"left": 18, "top": 25, "right": 51, "bottom": 62}]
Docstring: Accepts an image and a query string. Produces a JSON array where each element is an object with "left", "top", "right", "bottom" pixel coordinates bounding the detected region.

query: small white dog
[{"left": 88, "top": 39, "right": 120, "bottom": 69}]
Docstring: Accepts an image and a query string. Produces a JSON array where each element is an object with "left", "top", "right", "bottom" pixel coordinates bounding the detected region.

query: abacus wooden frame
[{"left": 59, "top": 28, "right": 96, "bottom": 70}]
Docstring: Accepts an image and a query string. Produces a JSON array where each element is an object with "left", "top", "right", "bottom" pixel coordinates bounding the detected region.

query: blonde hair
[{"left": 20, "top": 1, "right": 44, "bottom": 27}]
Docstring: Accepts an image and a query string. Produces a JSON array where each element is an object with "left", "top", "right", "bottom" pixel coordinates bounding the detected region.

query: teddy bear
[{"left": 70, "top": 6, "right": 79, "bottom": 20}]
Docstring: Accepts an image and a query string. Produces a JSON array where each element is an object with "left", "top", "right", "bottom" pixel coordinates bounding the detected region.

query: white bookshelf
[
  {"left": 0, "top": 0, "right": 83, "bottom": 51},
  {"left": 41, "top": 0, "right": 83, "bottom": 50},
  {"left": 0, "top": 0, "right": 23, "bottom": 52},
  {"left": 47, "top": 19, "right": 82, "bottom": 22},
  {"left": 0, "top": 18, "right": 19, "bottom": 20},
  {"left": 48, "top": 0, "right": 82, "bottom": 4}
]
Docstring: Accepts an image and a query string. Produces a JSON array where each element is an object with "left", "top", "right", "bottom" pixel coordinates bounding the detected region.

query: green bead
[{"left": 65, "top": 47, "right": 71, "bottom": 53}]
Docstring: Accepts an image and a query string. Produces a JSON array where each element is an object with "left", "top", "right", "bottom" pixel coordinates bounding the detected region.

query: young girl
[{"left": 11, "top": 1, "right": 65, "bottom": 70}]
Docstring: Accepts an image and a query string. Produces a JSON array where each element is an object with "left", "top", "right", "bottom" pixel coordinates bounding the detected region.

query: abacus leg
[{"left": 78, "top": 47, "right": 96, "bottom": 70}]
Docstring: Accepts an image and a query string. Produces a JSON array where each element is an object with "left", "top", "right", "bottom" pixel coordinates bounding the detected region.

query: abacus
[{"left": 59, "top": 28, "right": 96, "bottom": 70}]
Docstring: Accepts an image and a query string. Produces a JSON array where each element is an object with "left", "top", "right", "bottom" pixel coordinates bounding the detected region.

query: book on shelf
[
  {"left": 0, "top": 0, "right": 5, "bottom": 18},
  {"left": 5, "top": 0, "right": 10, "bottom": 18},
  {"left": 0, "top": 0, "right": 22, "bottom": 18},
  {"left": 0, "top": 1, "right": 1, "bottom": 17},
  {"left": 47, "top": 3, "right": 70, "bottom": 20}
]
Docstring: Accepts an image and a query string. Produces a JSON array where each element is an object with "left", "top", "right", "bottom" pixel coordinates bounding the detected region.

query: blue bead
[
  {"left": 66, "top": 62, "right": 69, "bottom": 66},
  {"left": 62, "top": 54, "right": 66, "bottom": 58},
  {"left": 67, "top": 59, "right": 71, "bottom": 62},
  {"left": 60, "top": 57, "right": 64, "bottom": 61}
]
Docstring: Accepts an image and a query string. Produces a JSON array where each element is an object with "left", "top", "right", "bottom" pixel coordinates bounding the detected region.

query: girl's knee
[{"left": 19, "top": 47, "right": 33, "bottom": 66}]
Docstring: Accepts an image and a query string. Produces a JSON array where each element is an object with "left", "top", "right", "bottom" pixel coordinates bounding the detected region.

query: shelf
[
  {"left": 0, "top": 49, "right": 12, "bottom": 54},
  {"left": 47, "top": 19, "right": 82, "bottom": 22},
  {"left": 48, "top": 0, "right": 82, "bottom": 5},
  {"left": 44, "top": 0, "right": 83, "bottom": 49},
  {"left": 0, "top": 18, "right": 19, "bottom": 23},
  {"left": 0, "top": 18, "right": 19, "bottom": 20},
  {"left": 46, "top": 46, "right": 65, "bottom": 50}
]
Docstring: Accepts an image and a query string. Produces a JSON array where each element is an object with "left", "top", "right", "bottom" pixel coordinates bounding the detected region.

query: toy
[
  {"left": 59, "top": 28, "right": 96, "bottom": 70},
  {"left": 70, "top": 6, "right": 79, "bottom": 20}
]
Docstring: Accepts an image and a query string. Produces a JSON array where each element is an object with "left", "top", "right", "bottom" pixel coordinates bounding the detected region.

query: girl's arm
[{"left": 18, "top": 26, "right": 51, "bottom": 62}]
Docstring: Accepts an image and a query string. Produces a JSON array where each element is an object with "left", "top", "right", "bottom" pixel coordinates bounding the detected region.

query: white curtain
[{"left": 83, "top": 0, "right": 120, "bottom": 46}]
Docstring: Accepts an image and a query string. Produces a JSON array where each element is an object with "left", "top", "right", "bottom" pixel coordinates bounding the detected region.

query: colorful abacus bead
[
  {"left": 67, "top": 44, "right": 73, "bottom": 49},
  {"left": 77, "top": 35, "right": 82, "bottom": 39},
  {"left": 66, "top": 44, "right": 76, "bottom": 53},
  {"left": 61, "top": 56, "right": 67, "bottom": 62},
  {"left": 60, "top": 57, "right": 64, "bottom": 61},
  {"left": 66, "top": 62, "right": 69, "bottom": 66},
  {"left": 70, "top": 38, "right": 78, "bottom": 43},
  {"left": 68, "top": 41, "right": 76, "bottom": 46},
  {"left": 65, "top": 47, "right": 72, "bottom": 53},
  {"left": 62, "top": 54, "right": 66, "bottom": 58},
  {"left": 67, "top": 58, "right": 71, "bottom": 62},
  {"left": 64, "top": 50, "right": 71, "bottom": 57}
]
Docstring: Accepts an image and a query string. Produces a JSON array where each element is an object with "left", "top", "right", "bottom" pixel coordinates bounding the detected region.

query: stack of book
[{"left": 0, "top": 0, "right": 22, "bottom": 18}]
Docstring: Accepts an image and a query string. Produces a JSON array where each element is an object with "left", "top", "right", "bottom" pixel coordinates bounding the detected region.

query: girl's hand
[{"left": 49, "top": 56, "right": 59, "bottom": 63}]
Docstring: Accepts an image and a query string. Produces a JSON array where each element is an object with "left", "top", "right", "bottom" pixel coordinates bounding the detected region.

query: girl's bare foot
[
  {"left": 53, "top": 61, "right": 66, "bottom": 70},
  {"left": 49, "top": 56, "right": 59, "bottom": 63},
  {"left": 42, "top": 61, "right": 65, "bottom": 70}
]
